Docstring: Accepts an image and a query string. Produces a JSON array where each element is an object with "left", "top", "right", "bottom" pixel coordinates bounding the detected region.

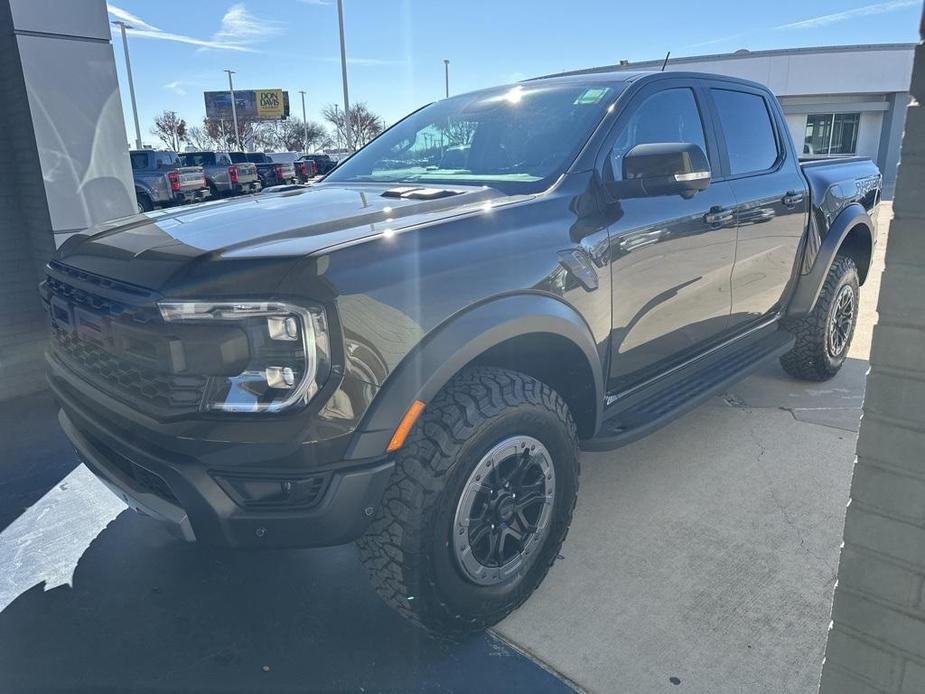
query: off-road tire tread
[
  {"left": 780, "top": 254, "right": 858, "bottom": 381},
  {"left": 357, "top": 366, "right": 579, "bottom": 636}
]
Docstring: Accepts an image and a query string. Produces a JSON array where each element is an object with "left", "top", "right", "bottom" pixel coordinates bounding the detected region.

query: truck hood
[{"left": 55, "top": 183, "right": 505, "bottom": 291}]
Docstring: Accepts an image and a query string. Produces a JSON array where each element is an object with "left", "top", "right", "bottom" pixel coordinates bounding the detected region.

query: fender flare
[
  {"left": 344, "top": 294, "right": 605, "bottom": 459},
  {"left": 787, "top": 203, "right": 873, "bottom": 317}
]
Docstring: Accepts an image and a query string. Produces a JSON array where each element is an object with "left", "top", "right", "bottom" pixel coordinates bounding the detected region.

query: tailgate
[
  {"left": 176, "top": 166, "right": 206, "bottom": 192},
  {"left": 235, "top": 162, "right": 258, "bottom": 183}
]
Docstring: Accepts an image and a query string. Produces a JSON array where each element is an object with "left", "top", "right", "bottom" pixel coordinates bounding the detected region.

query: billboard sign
[{"left": 204, "top": 89, "right": 290, "bottom": 121}]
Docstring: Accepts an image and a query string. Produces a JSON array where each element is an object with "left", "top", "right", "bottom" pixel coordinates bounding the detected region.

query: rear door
[
  {"left": 704, "top": 82, "right": 809, "bottom": 327},
  {"left": 602, "top": 78, "right": 738, "bottom": 391}
]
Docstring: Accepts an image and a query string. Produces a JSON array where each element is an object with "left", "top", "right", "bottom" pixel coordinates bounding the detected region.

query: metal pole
[
  {"left": 336, "top": 0, "right": 353, "bottom": 152},
  {"left": 224, "top": 69, "right": 240, "bottom": 150},
  {"left": 300, "top": 90, "right": 308, "bottom": 152},
  {"left": 113, "top": 21, "right": 142, "bottom": 149},
  {"left": 444, "top": 59, "right": 450, "bottom": 98}
]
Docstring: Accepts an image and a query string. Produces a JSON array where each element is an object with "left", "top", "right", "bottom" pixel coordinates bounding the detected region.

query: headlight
[{"left": 157, "top": 300, "right": 330, "bottom": 413}]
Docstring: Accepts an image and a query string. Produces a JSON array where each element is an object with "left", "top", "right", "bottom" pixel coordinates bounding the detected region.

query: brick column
[{"left": 818, "top": 19, "right": 925, "bottom": 694}]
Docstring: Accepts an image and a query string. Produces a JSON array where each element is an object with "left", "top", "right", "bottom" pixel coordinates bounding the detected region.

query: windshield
[{"left": 325, "top": 82, "right": 621, "bottom": 193}]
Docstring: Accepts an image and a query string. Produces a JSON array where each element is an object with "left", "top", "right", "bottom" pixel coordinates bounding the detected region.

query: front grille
[
  {"left": 53, "top": 330, "right": 206, "bottom": 411},
  {"left": 44, "top": 265, "right": 207, "bottom": 417}
]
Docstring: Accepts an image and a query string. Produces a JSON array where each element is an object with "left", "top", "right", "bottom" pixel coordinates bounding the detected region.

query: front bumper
[{"left": 52, "top": 375, "right": 394, "bottom": 549}]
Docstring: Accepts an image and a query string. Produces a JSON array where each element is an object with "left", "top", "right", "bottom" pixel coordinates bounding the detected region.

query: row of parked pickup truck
[{"left": 129, "top": 149, "right": 338, "bottom": 212}]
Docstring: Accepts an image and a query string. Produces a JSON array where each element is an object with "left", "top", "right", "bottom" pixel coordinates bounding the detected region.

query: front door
[{"left": 604, "top": 81, "right": 737, "bottom": 391}]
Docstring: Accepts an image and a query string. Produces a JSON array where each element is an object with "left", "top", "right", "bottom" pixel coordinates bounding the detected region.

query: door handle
[
  {"left": 782, "top": 191, "right": 805, "bottom": 207},
  {"left": 704, "top": 206, "right": 734, "bottom": 225}
]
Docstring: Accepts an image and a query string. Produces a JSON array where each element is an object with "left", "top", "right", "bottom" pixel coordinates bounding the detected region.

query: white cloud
[
  {"left": 775, "top": 0, "right": 920, "bottom": 30},
  {"left": 163, "top": 80, "right": 187, "bottom": 96},
  {"left": 107, "top": 5, "right": 159, "bottom": 32},
  {"left": 106, "top": 3, "right": 275, "bottom": 53},
  {"left": 212, "top": 3, "right": 286, "bottom": 46}
]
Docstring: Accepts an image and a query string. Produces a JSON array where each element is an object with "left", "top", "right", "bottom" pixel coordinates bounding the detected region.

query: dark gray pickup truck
[{"left": 45, "top": 72, "right": 880, "bottom": 635}]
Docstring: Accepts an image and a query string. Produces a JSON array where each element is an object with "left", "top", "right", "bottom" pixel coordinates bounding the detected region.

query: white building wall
[
  {"left": 654, "top": 46, "right": 914, "bottom": 97},
  {"left": 857, "top": 111, "right": 884, "bottom": 160},
  {"left": 784, "top": 113, "right": 806, "bottom": 152}
]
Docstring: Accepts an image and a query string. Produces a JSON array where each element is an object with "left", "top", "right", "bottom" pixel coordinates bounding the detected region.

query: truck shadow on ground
[{"left": 0, "top": 504, "right": 570, "bottom": 693}]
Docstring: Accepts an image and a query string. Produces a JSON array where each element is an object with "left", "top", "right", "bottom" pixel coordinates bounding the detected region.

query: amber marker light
[{"left": 386, "top": 400, "right": 426, "bottom": 452}]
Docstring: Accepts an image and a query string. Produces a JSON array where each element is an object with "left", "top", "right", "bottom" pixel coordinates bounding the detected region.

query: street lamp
[
  {"left": 299, "top": 90, "right": 308, "bottom": 152},
  {"left": 223, "top": 69, "right": 240, "bottom": 150},
  {"left": 444, "top": 59, "right": 450, "bottom": 99},
  {"left": 336, "top": 0, "right": 353, "bottom": 153},
  {"left": 112, "top": 20, "right": 142, "bottom": 149}
]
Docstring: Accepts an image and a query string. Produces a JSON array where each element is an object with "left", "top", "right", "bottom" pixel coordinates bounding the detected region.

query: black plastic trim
[
  {"left": 787, "top": 203, "right": 873, "bottom": 316},
  {"left": 344, "top": 293, "right": 605, "bottom": 459}
]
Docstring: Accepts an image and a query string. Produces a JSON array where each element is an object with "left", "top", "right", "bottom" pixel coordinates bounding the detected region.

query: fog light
[{"left": 213, "top": 472, "right": 330, "bottom": 509}]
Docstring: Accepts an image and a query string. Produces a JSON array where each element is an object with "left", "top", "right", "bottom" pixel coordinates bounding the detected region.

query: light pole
[
  {"left": 112, "top": 20, "right": 142, "bottom": 149},
  {"left": 444, "top": 59, "right": 450, "bottom": 98},
  {"left": 336, "top": 0, "right": 353, "bottom": 153},
  {"left": 299, "top": 90, "right": 308, "bottom": 152},
  {"left": 223, "top": 69, "right": 240, "bottom": 150}
]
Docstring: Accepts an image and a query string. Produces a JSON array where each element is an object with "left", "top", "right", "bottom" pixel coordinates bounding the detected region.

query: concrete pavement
[{"left": 495, "top": 203, "right": 890, "bottom": 693}]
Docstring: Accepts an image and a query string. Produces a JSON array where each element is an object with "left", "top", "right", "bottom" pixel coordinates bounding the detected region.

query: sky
[{"left": 107, "top": 0, "right": 922, "bottom": 147}]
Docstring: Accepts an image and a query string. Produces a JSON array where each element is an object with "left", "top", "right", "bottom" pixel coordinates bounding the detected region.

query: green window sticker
[{"left": 575, "top": 87, "right": 610, "bottom": 105}]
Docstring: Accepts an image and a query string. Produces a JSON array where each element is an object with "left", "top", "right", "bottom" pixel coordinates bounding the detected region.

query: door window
[
  {"left": 711, "top": 89, "right": 779, "bottom": 175},
  {"left": 609, "top": 88, "right": 708, "bottom": 180}
]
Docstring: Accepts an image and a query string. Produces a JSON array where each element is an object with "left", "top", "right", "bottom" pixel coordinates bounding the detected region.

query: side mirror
[{"left": 612, "top": 142, "right": 711, "bottom": 199}]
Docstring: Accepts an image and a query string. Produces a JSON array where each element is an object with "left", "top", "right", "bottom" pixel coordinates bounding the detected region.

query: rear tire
[
  {"left": 357, "top": 366, "right": 579, "bottom": 636},
  {"left": 780, "top": 254, "right": 860, "bottom": 381},
  {"left": 136, "top": 193, "right": 153, "bottom": 213}
]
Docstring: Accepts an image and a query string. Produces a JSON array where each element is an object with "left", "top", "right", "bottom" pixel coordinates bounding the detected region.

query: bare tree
[
  {"left": 151, "top": 110, "right": 187, "bottom": 151},
  {"left": 270, "top": 118, "right": 331, "bottom": 151},
  {"left": 322, "top": 102, "right": 384, "bottom": 149},
  {"left": 186, "top": 122, "right": 220, "bottom": 151}
]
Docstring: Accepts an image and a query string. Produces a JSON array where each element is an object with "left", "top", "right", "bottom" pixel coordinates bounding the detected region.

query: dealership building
[{"left": 559, "top": 43, "right": 915, "bottom": 198}]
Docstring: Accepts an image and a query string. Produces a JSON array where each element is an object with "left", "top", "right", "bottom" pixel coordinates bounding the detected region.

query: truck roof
[{"left": 526, "top": 69, "right": 772, "bottom": 95}]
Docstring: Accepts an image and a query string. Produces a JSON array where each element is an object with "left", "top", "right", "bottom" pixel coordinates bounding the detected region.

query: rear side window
[
  {"left": 182, "top": 152, "right": 215, "bottom": 166},
  {"left": 129, "top": 152, "right": 147, "bottom": 170},
  {"left": 711, "top": 89, "right": 779, "bottom": 175},
  {"left": 154, "top": 151, "right": 180, "bottom": 169}
]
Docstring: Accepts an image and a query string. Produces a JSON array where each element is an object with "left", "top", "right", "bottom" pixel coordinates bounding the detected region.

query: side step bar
[{"left": 582, "top": 327, "right": 794, "bottom": 452}]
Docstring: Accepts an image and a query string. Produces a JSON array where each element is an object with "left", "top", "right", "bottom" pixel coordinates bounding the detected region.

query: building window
[{"left": 804, "top": 113, "right": 860, "bottom": 157}]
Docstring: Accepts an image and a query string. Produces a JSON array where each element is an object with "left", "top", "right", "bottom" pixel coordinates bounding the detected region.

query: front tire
[
  {"left": 780, "top": 254, "right": 860, "bottom": 381},
  {"left": 357, "top": 366, "right": 579, "bottom": 636}
]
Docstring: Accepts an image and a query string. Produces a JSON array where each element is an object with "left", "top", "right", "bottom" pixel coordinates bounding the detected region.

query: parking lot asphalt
[
  {"left": 0, "top": 391, "right": 574, "bottom": 694},
  {"left": 0, "top": 205, "right": 890, "bottom": 694},
  {"left": 495, "top": 203, "right": 890, "bottom": 693}
]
